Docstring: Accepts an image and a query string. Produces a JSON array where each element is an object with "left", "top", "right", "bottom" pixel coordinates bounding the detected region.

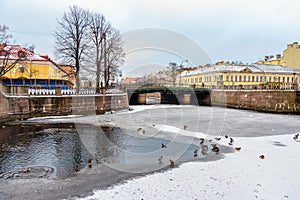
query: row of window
[
  {"left": 186, "top": 74, "right": 299, "bottom": 84},
  {"left": 0, "top": 50, "right": 26, "bottom": 58}
]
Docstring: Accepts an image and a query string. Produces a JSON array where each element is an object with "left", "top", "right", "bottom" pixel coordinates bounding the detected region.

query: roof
[
  {"left": 0, "top": 43, "right": 71, "bottom": 77},
  {"left": 183, "top": 64, "right": 300, "bottom": 76},
  {"left": 0, "top": 44, "right": 47, "bottom": 61},
  {"left": 122, "top": 77, "right": 141, "bottom": 84}
]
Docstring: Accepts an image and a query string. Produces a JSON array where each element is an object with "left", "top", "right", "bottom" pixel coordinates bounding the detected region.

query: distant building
[
  {"left": 121, "top": 77, "right": 141, "bottom": 85},
  {"left": 0, "top": 44, "right": 73, "bottom": 89},
  {"left": 280, "top": 42, "right": 300, "bottom": 70},
  {"left": 257, "top": 42, "right": 300, "bottom": 70},
  {"left": 181, "top": 64, "right": 300, "bottom": 90}
]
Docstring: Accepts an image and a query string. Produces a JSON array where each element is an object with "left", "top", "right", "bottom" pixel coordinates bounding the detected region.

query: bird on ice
[
  {"left": 169, "top": 159, "right": 175, "bottom": 167},
  {"left": 161, "top": 143, "right": 167, "bottom": 148},
  {"left": 194, "top": 149, "right": 198, "bottom": 157},
  {"left": 88, "top": 159, "right": 93, "bottom": 168},
  {"left": 158, "top": 156, "right": 163, "bottom": 164}
]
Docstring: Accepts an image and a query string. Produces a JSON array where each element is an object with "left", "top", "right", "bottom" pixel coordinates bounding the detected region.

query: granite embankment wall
[
  {"left": 0, "top": 93, "right": 129, "bottom": 123},
  {"left": 210, "top": 90, "right": 300, "bottom": 113}
]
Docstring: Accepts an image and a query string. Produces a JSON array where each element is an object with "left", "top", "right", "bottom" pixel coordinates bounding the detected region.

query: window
[
  {"left": 283, "top": 77, "right": 285, "bottom": 82},
  {"left": 1, "top": 51, "right": 7, "bottom": 56},
  {"left": 287, "top": 77, "right": 289, "bottom": 83},
  {"left": 260, "top": 76, "right": 263, "bottom": 82},
  {"left": 235, "top": 75, "right": 238, "bottom": 82},
  {"left": 278, "top": 77, "right": 281, "bottom": 82},
  {"left": 244, "top": 75, "right": 246, "bottom": 82},
  {"left": 231, "top": 75, "right": 233, "bottom": 81},
  {"left": 269, "top": 76, "right": 272, "bottom": 82},
  {"left": 239, "top": 75, "right": 242, "bottom": 82},
  {"left": 252, "top": 76, "right": 255, "bottom": 82},
  {"left": 248, "top": 76, "right": 251, "bottom": 82},
  {"left": 256, "top": 76, "right": 258, "bottom": 82},
  {"left": 226, "top": 75, "right": 229, "bottom": 81},
  {"left": 18, "top": 51, "right": 25, "bottom": 58}
]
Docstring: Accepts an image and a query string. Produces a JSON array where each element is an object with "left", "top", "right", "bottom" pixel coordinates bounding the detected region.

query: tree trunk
[{"left": 95, "top": 47, "right": 101, "bottom": 93}]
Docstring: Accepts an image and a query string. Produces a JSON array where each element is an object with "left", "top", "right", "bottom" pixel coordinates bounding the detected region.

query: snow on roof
[
  {"left": 183, "top": 64, "right": 300, "bottom": 76},
  {"left": 0, "top": 44, "right": 47, "bottom": 61}
]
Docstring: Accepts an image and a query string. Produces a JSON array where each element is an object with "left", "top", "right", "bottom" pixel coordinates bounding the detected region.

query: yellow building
[
  {"left": 257, "top": 42, "right": 300, "bottom": 70},
  {"left": 0, "top": 44, "right": 73, "bottom": 89},
  {"left": 181, "top": 64, "right": 300, "bottom": 90},
  {"left": 280, "top": 42, "right": 300, "bottom": 70}
]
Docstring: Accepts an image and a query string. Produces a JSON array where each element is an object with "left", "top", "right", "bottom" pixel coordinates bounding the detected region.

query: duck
[
  {"left": 161, "top": 143, "right": 167, "bottom": 148},
  {"left": 88, "top": 159, "right": 93, "bottom": 168},
  {"left": 215, "top": 137, "right": 221, "bottom": 141},
  {"left": 194, "top": 149, "right": 198, "bottom": 157},
  {"left": 158, "top": 156, "right": 163, "bottom": 164},
  {"left": 169, "top": 159, "right": 175, "bottom": 167},
  {"left": 259, "top": 154, "right": 265, "bottom": 159},
  {"left": 201, "top": 145, "right": 208, "bottom": 155},
  {"left": 235, "top": 147, "right": 241, "bottom": 151},
  {"left": 199, "top": 138, "right": 205, "bottom": 145},
  {"left": 225, "top": 135, "right": 229, "bottom": 139},
  {"left": 183, "top": 125, "right": 188, "bottom": 130},
  {"left": 293, "top": 133, "right": 299, "bottom": 140},
  {"left": 230, "top": 137, "right": 234, "bottom": 143},
  {"left": 212, "top": 145, "right": 220, "bottom": 153},
  {"left": 22, "top": 168, "right": 30, "bottom": 173}
]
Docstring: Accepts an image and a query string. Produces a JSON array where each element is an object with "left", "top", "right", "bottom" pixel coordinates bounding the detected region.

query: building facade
[
  {"left": 0, "top": 44, "right": 73, "bottom": 90},
  {"left": 181, "top": 64, "right": 300, "bottom": 90},
  {"left": 280, "top": 42, "right": 300, "bottom": 70}
]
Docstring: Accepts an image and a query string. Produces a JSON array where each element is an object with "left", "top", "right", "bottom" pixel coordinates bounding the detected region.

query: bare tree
[
  {"left": 104, "top": 28, "right": 125, "bottom": 88},
  {"left": 0, "top": 25, "right": 17, "bottom": 78},
  {"left": 84, "top": 13, "right": 124, "bottom": 90},
  {"left": 88, "top": 13, "right": 111, "bottom": 93},
  {"left": 54, "top": 5, "right": 90, "bottom": 93},
  {"left": 0, "top": 45, "right": 20, "bottom": 78},
  {"left": 168, "top": 62, "right": 179, "bottom": 87},
  {"left": 105, "top": 29, "right": 125, "bottom": 86},
  {"left": 0, "top": 25, "right": 12, "bottom": 43}
]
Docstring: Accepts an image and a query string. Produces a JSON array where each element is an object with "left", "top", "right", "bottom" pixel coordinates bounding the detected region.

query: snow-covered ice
[
  {"left": 80, "top": 133, "right": 300, "bottom": 200},
  {"left": 80, "top": 134, "right": 300, "bottom": 200}
]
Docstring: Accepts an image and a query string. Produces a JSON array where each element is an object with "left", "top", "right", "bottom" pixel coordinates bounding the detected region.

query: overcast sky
[{"left": 1, "top": 0, "right": 300, "bottom": 76}]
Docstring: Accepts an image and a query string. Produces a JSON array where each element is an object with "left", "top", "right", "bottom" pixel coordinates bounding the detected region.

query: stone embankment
[{"left": 0, "top": 92, "right": 129, "bottom": 123}]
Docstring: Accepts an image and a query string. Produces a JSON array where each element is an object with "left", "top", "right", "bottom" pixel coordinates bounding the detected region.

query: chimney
[{"left": 276, "top": 54, "right": 281, "bottom": 59}]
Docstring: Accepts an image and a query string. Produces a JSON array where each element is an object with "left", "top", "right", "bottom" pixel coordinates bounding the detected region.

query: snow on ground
[{"left": 79, "top": 133, "right": 300, "bottom": 200}]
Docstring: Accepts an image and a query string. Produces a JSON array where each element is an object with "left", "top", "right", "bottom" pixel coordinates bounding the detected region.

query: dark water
[
  {"left": 0, "top": 123, "right": 200, "bottom": 178},
  {"left": 0, "top": 124, "right": 92, "bottom": 178}
]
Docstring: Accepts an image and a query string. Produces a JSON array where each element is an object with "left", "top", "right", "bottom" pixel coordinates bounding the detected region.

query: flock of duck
[{"left": 84, "top": 128, "right": 299, "bottom": 169}]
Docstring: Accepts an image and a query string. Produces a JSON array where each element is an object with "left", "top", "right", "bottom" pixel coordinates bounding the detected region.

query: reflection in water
[
  {"left": 0, "top": 124, "right": 91, "bottom": 178},
  {"left": 0, "top": 123, "right": 201, "bottom": 178}
]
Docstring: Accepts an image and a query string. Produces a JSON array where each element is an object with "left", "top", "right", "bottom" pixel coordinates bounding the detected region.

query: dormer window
[
  {"left": 18, "top": 51, "right": 25, "bottom": 58},
  {"left": 1, "top": 51, "right": 7, "bottom": 57}
]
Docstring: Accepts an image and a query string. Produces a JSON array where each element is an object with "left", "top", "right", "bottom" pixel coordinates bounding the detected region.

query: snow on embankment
[{"left": 80, "top": 133, "right": 300, "bottom": 200}]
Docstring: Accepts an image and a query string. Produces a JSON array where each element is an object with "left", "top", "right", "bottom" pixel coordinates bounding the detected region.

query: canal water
[
  {"left": 0, "top": 122, "right": 202, "bottom": 178},
  {"left": 0, "top": 105, "right": 299, "bottom": 179}
]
